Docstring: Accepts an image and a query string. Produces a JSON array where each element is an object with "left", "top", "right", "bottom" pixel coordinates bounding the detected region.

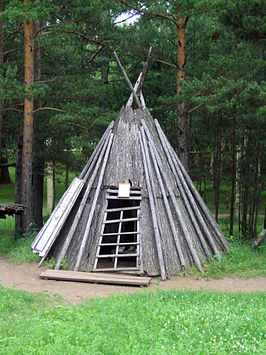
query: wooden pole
[
  {"left": 152, "top": 120, "right": 204, "bottom": 269},
  {"left": 114, "top": 51, "right": 142, "bottom": 109},
  {"left": 142, "top": 122, "right": 203, "bottom": 271},
  {"left": 167, "top": 136, "right": 220, "bottom": 255},
  {"left": 54, "top": 131, "right": 113, "bottom": 269},
  {"left": 155, "top": 119, "right": 229, "bottom": 251},
  {"left": 140, "top": 121, "right": 185, "bottom": 266},
  {"left": 136, "top": 46, "right": 152, "bottom": 95},
  {"left": 147, "top": 138, "right": 186, "bottom": 267},
  {"left": 79, "top": 121, "right": 114, "bottom": 180},
  {"left": 126, "top": 73, "right": 142, "bottom": 108},
  {"left": 74, "top": 133, "right": 114, "bottom": 271},
  {"left": 139, "top": 129, "right": 167, "bottom": 280},
  {"left": 145, "top": 120, "right": 216, "bottom": 257}
]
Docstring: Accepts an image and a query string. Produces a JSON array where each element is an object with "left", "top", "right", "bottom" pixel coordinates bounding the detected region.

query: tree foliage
[{"left": 0, "top": 0, "right": 264, "bottom": 238}]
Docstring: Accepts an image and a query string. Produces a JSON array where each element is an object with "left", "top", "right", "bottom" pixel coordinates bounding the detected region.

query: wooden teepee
[{"left": 32, "top": 51, "right": 229, "bottom": 280}]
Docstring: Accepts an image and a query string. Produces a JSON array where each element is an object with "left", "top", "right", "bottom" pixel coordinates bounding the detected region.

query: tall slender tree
[{"left": 21, "top": 0, "right": 34, "bottom": 233}]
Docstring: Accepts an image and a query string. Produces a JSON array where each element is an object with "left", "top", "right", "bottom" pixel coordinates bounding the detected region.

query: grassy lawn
[{"left": 0, "top": 286, "right": 265, "bottom": 354}]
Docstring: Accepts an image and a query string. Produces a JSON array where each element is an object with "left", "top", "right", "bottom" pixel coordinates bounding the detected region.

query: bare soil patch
[{"left": 0, "top": 257, "right": 265, "bottom": 304}]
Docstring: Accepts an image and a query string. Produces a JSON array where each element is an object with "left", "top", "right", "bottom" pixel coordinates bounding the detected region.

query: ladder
[{"left": 93, "top": 188, "right": 142, "bottom": 272}]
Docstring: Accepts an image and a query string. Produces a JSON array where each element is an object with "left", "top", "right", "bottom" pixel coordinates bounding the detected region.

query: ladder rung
[
  {"left": 105, "top": 206, "right": 140, "bottom": 212},
  {"left": 99, "top": 242, "right": 139, "bottom": 246},
  {"left": 93, "top": 267, "right": 140, "bottom": 272},
  {"left": 96, "top": 253, "right": 139, "bottom": 258},
  {"left": 104, "top": 217, "right": 139, "bottom": 224},
  {"left": 107, "top": 196, "right": 142, "bottom": 201},
  {"left": 101, "top": 231, "right": 140, "bottom": 236},
  {"left": 106, "top": 189, "right": 141, "bottom": 195}
]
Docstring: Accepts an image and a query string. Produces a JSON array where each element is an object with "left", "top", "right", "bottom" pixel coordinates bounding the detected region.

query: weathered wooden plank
[
  {"left": 93, "top": 207, "right": 108, "bottom": 271},
  {"left": 141, "top": 122, "right": 186, "bottom": 267},
  {"left": 154, "top": 119, "right": 229, "bottom": 251},
  {"left": 107, "top": 196, "right": 142, "bottom": 201},
  {"left": 101, "top": 231, "right": 140, "bottom": 236},
  {"left": 97, "top": 253, "right": 139, "bottom": 258},
  {"left": 105, "top": 206, "right": 140, "bottom": 212},
  {"left": 99, "top": 242, "right": 140, "bottom": 246},
  {"left": 140, "top": 91, "right": 146, "bottom": 108},
  {"left": 40, "top": 269, "right": 151, "bottom": 286},
  {"left": 153, "top": 121, "right": 204, "bottom": 272},
  {"left": 96, "top": 268, "right": 141, "bottom": 273},
  {"left": 31, "top": 178, "right": 85, "bottom": 258},
  {"left": 150, "top": 120, "right": 213, "bottom": 258},
  {"left": 139, "top": 129, "right": 167, "bottom": 280},
  {"left": 114, "top": 210, "right": 123, "bottom": 269},
  {"left": 165, "top": 133, "right": 218, "bottom": 256},
  {"left": 106, "top": 189, "right": 141, "bottom": 195},
  {"left": 104, "top": 217, "right": 139, "bottom": 224},
  {"left": 137, "top": 208, "right": 143, "bottom": 274}
]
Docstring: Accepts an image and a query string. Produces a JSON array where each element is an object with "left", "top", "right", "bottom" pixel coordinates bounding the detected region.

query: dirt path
[{"left": 0, "top": 257, "right": 265, "bottom": 304}]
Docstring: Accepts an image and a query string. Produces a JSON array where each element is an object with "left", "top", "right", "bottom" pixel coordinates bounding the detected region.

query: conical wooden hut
[{"left": 32, "top": 54, "right": 229, "bottom": 280}]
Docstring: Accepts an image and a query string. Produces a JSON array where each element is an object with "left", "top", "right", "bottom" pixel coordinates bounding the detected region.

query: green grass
[
  {"left": 1, "top": 216, "right": 265, "bottom": 275},
  {"left": 188, "top": 239, "right": 266, "bottom": 279},
  {"left": 0, "top": 216, "right": 39, "bottom": 263},
  {"left": 0, "top": 286, "right": 265, "bottom": 354}
]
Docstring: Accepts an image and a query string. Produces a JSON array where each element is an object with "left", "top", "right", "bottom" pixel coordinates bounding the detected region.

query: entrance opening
[{"left": 93, "top": 188, "right": 141, "bottom": 272}]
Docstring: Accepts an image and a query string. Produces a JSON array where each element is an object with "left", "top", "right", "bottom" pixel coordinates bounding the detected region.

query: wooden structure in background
[{"left": 32, "top": 52, "right": 229, "bottom": 280}]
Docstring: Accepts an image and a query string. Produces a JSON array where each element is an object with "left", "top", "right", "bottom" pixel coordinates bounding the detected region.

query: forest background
[{"left": 0, "top": 0, "right": 265, "bottom": 242}]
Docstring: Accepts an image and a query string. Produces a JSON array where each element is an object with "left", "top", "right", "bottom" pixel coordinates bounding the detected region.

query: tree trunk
[
  {"left": 15, "top": 136, "right": 23, "bottom": 232},
  {"left": 0, "top": 7, "right": 3, "bottom": 183},
  {"left": 52, "top": 161, "right": 56, "bottom": 212},
  {"left": 214, "top": 125, "right": 222, "bottom": 222},
  {"left": 241, "top": 134, "right": 249, "bottom": 236},
  {"left": 229, "top": 115, "right": 236, "bottom": 235},
  {"left": 176, "top": 19, "right": 189, "bottom": 173},
  {"left": 65, "top": 165, "right": 69, "bottom": 191},
  {"left": 32, "top": 19, "right": 44, "bottom": 230},
  {"left": 0, "top": 157, "right": 12, "bottom": 184},
  {"left": 21, "top": 10, "right": 34, "bottom": 234}
]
